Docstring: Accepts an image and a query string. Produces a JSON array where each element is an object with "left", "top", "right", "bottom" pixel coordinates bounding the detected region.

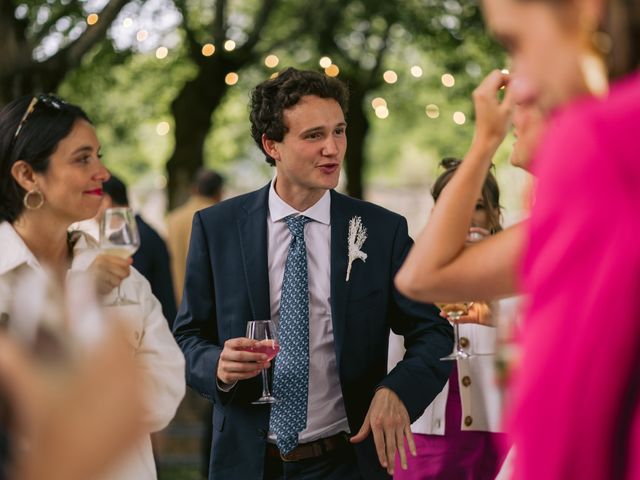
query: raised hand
[{"left": 472, "top": 69, "right": 515, "bottom": 152}]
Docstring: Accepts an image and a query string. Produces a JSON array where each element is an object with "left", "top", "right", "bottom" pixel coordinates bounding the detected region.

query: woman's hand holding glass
[
  {"left": 99, "top": 207, "right": 140, "bottom": 305},
  {"left": 88, "top": 254, "right": 132, "bottom": 296},
  {"left": 441, "top": 301, "right": 494, "bottom": 327}
]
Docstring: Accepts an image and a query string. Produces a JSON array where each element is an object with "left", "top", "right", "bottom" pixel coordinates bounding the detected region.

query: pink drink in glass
[{"left": 241, "top": 341, "right": 280, "bottom": 361}]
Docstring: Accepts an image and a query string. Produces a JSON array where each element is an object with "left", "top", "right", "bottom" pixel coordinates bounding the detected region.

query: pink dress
[
  {"left": 514, "top": 73, "right": 640, "bottom": 480},
  {"left": 394, "top": 364, "right": 507, "bottom": 480}
]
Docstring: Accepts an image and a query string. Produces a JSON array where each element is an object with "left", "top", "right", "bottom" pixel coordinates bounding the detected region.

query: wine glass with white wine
[
  {"left": 440, "top": 228, "right": 489, "bottom": 361},
  {"left": 100, "top": 207, "right": 140, "bottom": 306},
  {"left": 439, "top": 302, "right": 472, "bottom": 361}
]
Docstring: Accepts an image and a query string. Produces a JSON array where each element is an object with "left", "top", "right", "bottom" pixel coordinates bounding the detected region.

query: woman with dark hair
[
  {"left": 395, "top": 158, "right": 507, "bottom": 480},
  {"left": 0, "top": 95, "right": 185, "bottom": 480},
  {"left": 396, "top": 0, "right": 639, "bottom": 478}
]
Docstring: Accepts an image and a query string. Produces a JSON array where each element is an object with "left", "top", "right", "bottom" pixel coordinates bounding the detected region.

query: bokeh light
[
  {"left": 264, "top": 55, "right": 279, "bottom": 68},
  {"left": 202, "top": 43, "right": 215, "bottom": 57},
  {"left": 441, "top": 73, "right": 455, "bottom": 88},
  {"left": 375, "top": 106, "right": 389, "bottom": 119},
  {"left": 425, "top": 104, "right": 440, "bottom": 119},
  {"left": 136, "top": 30, "right": 148, "bottom": 42},
  {"left": 410, "top": 66, "right": 423, "bottom": 78},
  {"left": 225, "top": 72, "right": 239, "bottom": 85},
  {"left": 453, "top": 111, "right": 466, "bottom": 125},
  {"left": 87, "top": 14, "right": 99, "bottom": 26},
  {"left": 156, "top": 122, "right": 170, "bottom": 136},
  {"left": 383, "top": 70, "right": 398, "bottom": 84},
  {"left": 319, "top": 56, "right": 332, "bottom": 68},
  {"left": 371, "top": 97, "right": 387, "bottom": 109},
  {"left": 325, "top": 64, "right": 340, "bottom": 77}
]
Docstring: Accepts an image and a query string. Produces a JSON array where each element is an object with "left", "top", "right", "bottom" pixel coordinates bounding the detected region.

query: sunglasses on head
[{"left": 12, "top": 94, "right": 65, "bottom": 141}]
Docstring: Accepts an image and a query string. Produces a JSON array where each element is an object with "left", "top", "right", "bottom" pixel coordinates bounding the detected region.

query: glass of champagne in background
[
  {"left": 439, "top": 302, "right": 471, "bottom": 361},
  {"left": 440, "top": 227, "right": 489, "bottom": 361},
  {"left": 244, "top": 320, "right": 279, "bottom": 404},
  {"left": 100, "top": 207, "right": 140, "bottom": 306}
]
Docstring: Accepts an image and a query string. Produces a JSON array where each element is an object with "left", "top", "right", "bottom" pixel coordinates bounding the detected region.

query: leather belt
[{"left": 266, "top": 432, "right": 350, "bottom": 462}]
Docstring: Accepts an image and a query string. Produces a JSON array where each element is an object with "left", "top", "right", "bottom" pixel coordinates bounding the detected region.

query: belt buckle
[{"left": 279, "top": 450, "right": 298, "bottom": 462}]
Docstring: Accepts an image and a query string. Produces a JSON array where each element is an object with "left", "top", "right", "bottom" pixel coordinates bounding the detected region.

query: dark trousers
[{"left": 264, "top": 443, "right": 362, "bottom": 480}]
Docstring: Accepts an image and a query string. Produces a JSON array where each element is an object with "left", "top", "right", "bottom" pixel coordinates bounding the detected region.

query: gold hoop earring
[
  {"left": 580, "top": 51, "right": 609, "bottom": 97},
  {"left": 580, "top": 27, "right": 611, "bottom": 97},
  {"left": 23, "top": 190, "right": 44, "bottom": 210}
]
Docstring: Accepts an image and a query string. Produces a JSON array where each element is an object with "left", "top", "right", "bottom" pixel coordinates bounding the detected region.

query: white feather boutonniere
[{"left": 346, "top": 216, "right": 368, "bottom": 281}]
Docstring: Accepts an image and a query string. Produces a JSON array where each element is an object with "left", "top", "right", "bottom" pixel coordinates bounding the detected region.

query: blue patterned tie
[{"left": 270, "top": 214, "right": 312, "bottom": 455}]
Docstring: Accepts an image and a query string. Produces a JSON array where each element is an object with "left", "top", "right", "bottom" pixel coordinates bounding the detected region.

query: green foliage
[
  {"left": 55, "top": 0, "right": 509, "bottom": 192},
  {"left": 59, "top": 39, "right": 196, "bottom": 184}
]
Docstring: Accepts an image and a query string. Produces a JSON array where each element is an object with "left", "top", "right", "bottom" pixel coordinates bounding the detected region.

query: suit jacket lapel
[
  {"left": 237, "top": 184, "right": 271, "bottom": 321},
  {"left": 330, "top": 190, "right": 351, "bottom": 368}
]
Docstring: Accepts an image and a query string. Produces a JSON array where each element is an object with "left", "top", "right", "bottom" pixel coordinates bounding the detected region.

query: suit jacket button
[
  {"left": 459, "top": 337, "right": 470, "bottom": 348},
  {"left": 461, "top": 375, "right": 471, "bottom": 387},
  {"left": 464, "top": 416, "right": 473, "bottom": 427}
]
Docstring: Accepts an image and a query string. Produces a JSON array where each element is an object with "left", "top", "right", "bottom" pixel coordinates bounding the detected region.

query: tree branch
[
  {"left": 42, "top": 0, "right": 129, "bottom": 76},
  {"left": 366, "top": 21, "right": 392, "bottom": 88},
  {"left": 0, "top": 0, "right": 33, "bottom": 79},
  {"left": 241, "top": 0, "right": 277, "bottom": 54},
  {"left": 173, "top": 0, "right": 202, "bottom": 61},
  {"left": 212, "top": 0, "right": 226, "bottom": 45}
]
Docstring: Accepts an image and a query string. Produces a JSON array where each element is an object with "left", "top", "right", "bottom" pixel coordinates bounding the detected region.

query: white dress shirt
[{"left": 267, "top": 179, "right": 350, "bottom": 443}]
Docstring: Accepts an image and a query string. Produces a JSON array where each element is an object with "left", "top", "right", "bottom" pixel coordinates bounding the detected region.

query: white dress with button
[{"left": 388, "top": 299, "right": 519, "bottom": 434}]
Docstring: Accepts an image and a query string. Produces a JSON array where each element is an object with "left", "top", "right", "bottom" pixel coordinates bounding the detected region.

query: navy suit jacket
[
  {"left": 133, "top": 215, "right": 177, "bottom": 324},
  {"left": 173, "top": 184, "right": 453, "bottom": 479}
]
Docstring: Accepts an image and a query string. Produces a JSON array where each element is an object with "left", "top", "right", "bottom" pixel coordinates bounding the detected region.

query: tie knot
[{"left": 284, "top": 214, "right": 311, "bottom": 238}]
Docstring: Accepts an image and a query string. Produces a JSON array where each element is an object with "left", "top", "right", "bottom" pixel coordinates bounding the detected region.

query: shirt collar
[
  {"left": 0, "top": 221, "right": 100, "bottom": 276},
  {"left": 0, "top": 222, "right": 41, "bottom": 275},
  {"left": 268, "top": 178, "right": 331, "bottom": 226}
]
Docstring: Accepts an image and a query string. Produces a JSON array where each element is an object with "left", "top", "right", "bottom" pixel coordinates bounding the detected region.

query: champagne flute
[
  {"left": 100, "top": 207, "right": 140, "bottom": 306},
  {"left": 439, "top": 302, "right": 471, "bottom": 361},
  {"left": 244, "top": 320, "right": 279, "bottom": 405},
  {"left": 440, "top": 228, "right": 489, "bottom": 361}
]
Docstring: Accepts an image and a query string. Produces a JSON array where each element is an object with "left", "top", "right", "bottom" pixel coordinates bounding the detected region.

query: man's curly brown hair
[{"left": 249, "top": 67, "right": 349, "bottom": 166}]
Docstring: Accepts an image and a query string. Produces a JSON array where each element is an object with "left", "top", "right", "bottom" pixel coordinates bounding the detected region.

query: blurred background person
[
  {"left": 166, "top": 167, "right": 224, "bottom": 479},
  {"left": 0, "top": 329, "right": 144, "bottom": 480},
  {"left": 0, "top": 94, "right": 186, "bottom": 480},
  {"left": 167, "top": 168, "right": 224, "bottom": 305},
  {"left": 393, "top": 157, "right": 507, "bottom": 480}
]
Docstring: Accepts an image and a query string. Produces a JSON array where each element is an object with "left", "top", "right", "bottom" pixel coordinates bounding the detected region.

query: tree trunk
[
  {"left": 166, "top": 58, "right": 233, "bottom": 207},
  {"left": 344, "top": 82, "right": 369, "bottom": 199}
]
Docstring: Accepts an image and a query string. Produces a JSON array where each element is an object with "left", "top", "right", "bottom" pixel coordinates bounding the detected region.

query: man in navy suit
[{"left": 173, "top": 68, "right": 453, "bottom": 479}]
